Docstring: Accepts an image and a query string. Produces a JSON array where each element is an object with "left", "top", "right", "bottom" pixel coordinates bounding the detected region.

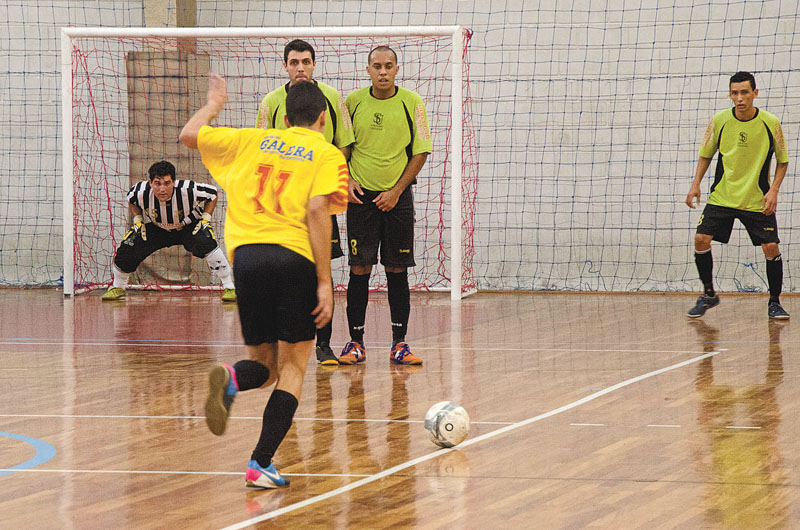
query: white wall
[{"left": 3, "top": 0, "right": 799, "bottom": 292}]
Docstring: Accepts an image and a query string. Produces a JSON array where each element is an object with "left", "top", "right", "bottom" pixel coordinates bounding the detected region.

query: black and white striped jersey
[{"left": 126, "top": 179, "right": 217, "bottom": 231}]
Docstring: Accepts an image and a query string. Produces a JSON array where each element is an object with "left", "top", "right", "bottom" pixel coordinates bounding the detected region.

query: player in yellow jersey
[
  {"left": 180, "top": 76, "right": 348, "bottom": 489},
  {"left": 686, "top": 71, "right": 790, "bottom": 319},
  {"left": 339, "top": 46, "right": 432, "bottom": 366},
  {"left": 256, "top": 39, "right": 354, "bottom": 365}
]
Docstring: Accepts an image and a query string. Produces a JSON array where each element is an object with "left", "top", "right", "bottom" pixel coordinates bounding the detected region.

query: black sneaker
[
  {"left": 768, "top": 301, "right": 790, "bottom": 320},
  {"left": 687, "top": 294, "right": 720, "bottom": 318},
  {"left": 315, "top": 343, "right": 338, "bottom": 365}
]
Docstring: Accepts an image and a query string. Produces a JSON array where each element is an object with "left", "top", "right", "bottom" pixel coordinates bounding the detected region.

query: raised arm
[{"left": 180, "top": 73, "right": 228, "bottom": 149}]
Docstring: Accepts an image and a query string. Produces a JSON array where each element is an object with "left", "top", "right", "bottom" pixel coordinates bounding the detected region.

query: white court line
[
  {"left": 221, "top": 350, "right": 720, "bottom": 530},
  {"left": 647, "top": 424, "right": 682, "bottom": 428},
  {"left": 0, "top": 468, "right": 370, "bottom": 478},
  {"left": 0, "top": 413, "right": 511, "bottom": 425}
]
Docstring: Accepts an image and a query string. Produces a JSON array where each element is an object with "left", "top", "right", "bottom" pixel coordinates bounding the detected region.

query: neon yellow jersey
[
  {"left": 699, "top": 108, "right": 789, "bottom": 212},
  {"left": 345, "top": 86, "right": 433, "bottom": 191},
  {"left": 255, "top": 81, "right": 354, "bottom": 149},
  {"left": 198, "top": 125, "right": 349, "bottom": 263}
]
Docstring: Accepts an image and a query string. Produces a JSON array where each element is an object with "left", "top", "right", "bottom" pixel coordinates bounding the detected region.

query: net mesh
[{"left": 68, "top": 31, "right": 476, "bottom": 293}]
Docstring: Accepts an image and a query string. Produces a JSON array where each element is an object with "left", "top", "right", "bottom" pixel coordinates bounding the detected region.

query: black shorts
[
  {"left": 346, "top": 186, "right": 415, "bottom": 268},
  {"left": 330, "top": 214, "right": 344, "bottom": 260},
  {"left": 697, "top": 204, "right": 780, "bottom": 245},
  {"left": 113, "top": 222, "right": 218, "bottom": 273},
  {"left": 232, "top": 244, "right": 318, "bottom": 345}
]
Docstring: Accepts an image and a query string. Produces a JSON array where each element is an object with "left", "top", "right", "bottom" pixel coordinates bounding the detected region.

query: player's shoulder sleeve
[
  {"left": 127, "top": 181, "right": 143, "bottom": 205},
  {"left": 191, "top": 179, "right": 218, "bottom": 199},
  {"left": 197, "top": 125, "right": 243, "bottom": 188},
  {"left": 698, "top": 110, "right": 728, "bottom": 158},
  {"left": 761, "top": 110, "right": 789, "bottom": 163},
  {"left": 345, "top": 87, "right": 366, "bottom": 118},
  {"left": 404, "top": 88, "right": 433, "bottom": 155},
  {"left": 256, "top": 87, "right": 284, "bottom": 129},
  {"left": 255, "top": 93, "right": 270, "bottom": 129},
  {"left": 320, "top": 82, "right": 354, "bottom": 148},
  {"left": 310, "top": 142, "right": 349, "bottom": 215}
]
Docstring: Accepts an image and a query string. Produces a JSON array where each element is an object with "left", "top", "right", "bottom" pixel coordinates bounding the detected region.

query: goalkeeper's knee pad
[
  {"left": 188, "top": 229, "right": 217, "bottom": 258},
  {"left": 113, "top": 246, "right": 141, "bottom": 274}
]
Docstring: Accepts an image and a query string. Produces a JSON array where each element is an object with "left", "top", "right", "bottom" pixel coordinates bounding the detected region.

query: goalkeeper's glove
[
  {"left": 123, "top": 214, "right": 146, "bottom": 244},
  {"left": 192, "top": 212, "right": 213, "bottom": 236}
]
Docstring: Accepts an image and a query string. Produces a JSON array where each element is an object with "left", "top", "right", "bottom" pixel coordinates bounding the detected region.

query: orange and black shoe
[
  {"left": 390, "top": 341, "right": 422, "bottom": 365},
  {"left": 338, "top": 341, "right": 366, "bottom": 365}
]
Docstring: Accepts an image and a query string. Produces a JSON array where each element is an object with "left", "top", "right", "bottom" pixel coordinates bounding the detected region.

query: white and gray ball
[{"left": 424, "top": 401, "right": 470, "bottom": 448}]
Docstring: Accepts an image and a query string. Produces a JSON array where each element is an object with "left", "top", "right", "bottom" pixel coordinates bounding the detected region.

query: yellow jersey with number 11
[{"left": 198, "top": 125, "right": 349, "bottom": 263}]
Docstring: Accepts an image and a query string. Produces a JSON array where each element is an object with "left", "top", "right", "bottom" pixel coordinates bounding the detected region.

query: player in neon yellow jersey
[
  {"left": 686, "top": 71, "right": 790, "bottom": 319},
  {"left": 339, "top": 46, "right": 432, "bottom": 366},
  {"left": 257, "top": 39, "right": 354, "bottom": 365}
]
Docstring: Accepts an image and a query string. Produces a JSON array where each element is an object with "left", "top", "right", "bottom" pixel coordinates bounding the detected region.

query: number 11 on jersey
[{"left": 253, "top": 164, "right": 292, "bottom": 215}]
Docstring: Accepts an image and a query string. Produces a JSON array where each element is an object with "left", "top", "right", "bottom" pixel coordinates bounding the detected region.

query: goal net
[{"left": 61, "top": 27, "right": 476, "bottom": 299}]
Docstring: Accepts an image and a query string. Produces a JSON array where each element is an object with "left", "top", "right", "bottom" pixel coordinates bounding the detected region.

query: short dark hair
[
  {"left": 284, "top": 39, "right": 315, "bottom": 64},
  {"left": 286, "top": 81, "right": 326, "bottom": 127},
  {"left": 368, "top": 45, "right": 398, "bottom": 65},
  {"left": 729, "top": 71, "right": 756, "bottom": 91},
  {"left": 148, "top": 160, "right": 175, "bottom": 181}
]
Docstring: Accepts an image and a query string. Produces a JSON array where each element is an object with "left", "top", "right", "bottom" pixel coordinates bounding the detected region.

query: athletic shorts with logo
[
  {"left": 697, "top": 203, "right": 779, "bottom": 245},
  {"left": 346, "top": 186, "right": 415, "bottom": 268}
]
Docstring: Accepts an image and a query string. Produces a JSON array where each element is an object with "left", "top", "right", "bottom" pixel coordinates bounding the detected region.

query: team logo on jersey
[
  {"left": 701, "top": 120, "right": 714, "bottom": 147},
  {"left": 259, "top": 135, "right": 314, "bottom": 161},
  {"left": 339, "top": 98, "right": 353, "bottom": 130},
  {"left": 373, "top": 113, "right": 384, "bottom": 126},
  {"left": 415, "top": 103, "right": 430, "bottom": 140},
  {"left": 775, "top": 122, "right": 787, "bottom": 153},
  {"left": 739, "top": 132, "right": 748, "bottom": 144}
]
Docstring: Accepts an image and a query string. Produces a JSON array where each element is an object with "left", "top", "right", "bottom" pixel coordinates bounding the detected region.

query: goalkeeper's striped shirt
[{"left": 127, "top": 179, "right": 217, "bottom": 231}]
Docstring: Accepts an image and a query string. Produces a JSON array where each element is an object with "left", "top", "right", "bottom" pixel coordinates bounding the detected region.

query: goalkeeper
[{"left": 101, "top": 160, "right": 236, "bottom": 302}]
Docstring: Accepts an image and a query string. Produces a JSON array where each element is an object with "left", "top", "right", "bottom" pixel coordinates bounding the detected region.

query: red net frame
[{"left": 64, "top": 28, "right": 476, "bottom": 296}]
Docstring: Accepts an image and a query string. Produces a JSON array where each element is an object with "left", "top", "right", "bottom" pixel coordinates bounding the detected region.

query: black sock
[
  {"left": 386, "top": 270, "right": 410, "bottom": 342},
  {"left": 251, "top": 389, "right": 299, "bottom": 467},
  {"left": 316, "top": 315, "right": 333, "bottom": 345},
  {"left": 347, "top": 272, "right": 370, "bottom": 344},
  {"left": 766, "top": 254, "right": 783, "bottom": 303},
  {"left": 695, "top": 250, "right": 714, "bottom": 296},
  {"left": 232, "top": 360, "right": 270, "bottom": 391}
]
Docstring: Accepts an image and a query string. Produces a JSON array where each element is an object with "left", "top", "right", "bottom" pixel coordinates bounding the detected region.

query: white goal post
[{"left": 61, "top": 26, "right": 476, "bottom": 300}]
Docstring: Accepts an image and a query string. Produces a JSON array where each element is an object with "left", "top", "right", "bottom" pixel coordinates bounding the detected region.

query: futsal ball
[{"left": 424, "top": 401, "right": 470, "bottom": 448}]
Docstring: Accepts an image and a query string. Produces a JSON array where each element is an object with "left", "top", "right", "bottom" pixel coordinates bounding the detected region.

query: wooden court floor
[{"left": 2, "top": 289, "right": 800, "bottom": 529}]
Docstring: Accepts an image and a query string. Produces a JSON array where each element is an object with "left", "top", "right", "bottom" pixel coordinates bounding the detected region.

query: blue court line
[{"left": 0, "top": 432, "right": 57, "bottom": 477}]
